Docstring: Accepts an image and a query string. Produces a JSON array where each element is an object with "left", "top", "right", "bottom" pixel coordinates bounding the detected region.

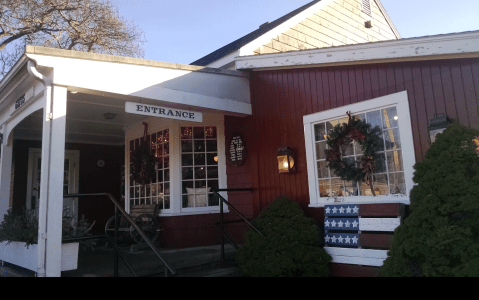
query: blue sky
[{"left": 110, "top": 0, "right": 479, "bottom": 65}]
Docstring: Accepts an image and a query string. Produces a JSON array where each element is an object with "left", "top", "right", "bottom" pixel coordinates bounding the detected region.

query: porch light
[
  {"left": 103, "top": 112, "right": 117, "bottom": 120},
  {"left": 428, "top": 113, "right": 450, "bottom": 144},
  {"left": 277, "top": 147, "right": 295, "bottom": 174}
]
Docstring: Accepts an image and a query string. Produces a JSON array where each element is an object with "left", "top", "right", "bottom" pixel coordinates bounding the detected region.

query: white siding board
[
  {"left": 325, "top": 247, "right": 389, "bottom": 267},
  {"left": 359, "top": 218, "right": 401, "bottom": 232}
]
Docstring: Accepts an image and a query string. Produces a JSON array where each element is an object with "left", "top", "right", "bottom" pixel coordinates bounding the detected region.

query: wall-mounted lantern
[
  {"left": 428, "top": 114, "right": 451, "bottom": 144},
  {"left": 277, "top": 147, "right": 295, "bottom": 174}
]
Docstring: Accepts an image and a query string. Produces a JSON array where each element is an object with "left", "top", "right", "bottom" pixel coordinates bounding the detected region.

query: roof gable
[{"left": 191, "top": 0, "right": 400, "bottom": 67}]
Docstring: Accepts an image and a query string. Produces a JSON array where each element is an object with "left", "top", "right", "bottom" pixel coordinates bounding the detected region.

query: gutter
[{"left": 26, "top": 59, "right": 53, "bottom": 278}]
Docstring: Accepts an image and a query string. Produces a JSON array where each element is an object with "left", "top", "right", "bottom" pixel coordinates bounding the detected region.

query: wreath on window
[
  {"left": 325, "top": 112, "right": 383, "bottom": 196},
  {"left": 131, "top": 122, "right": 156, "bottom": 186}
]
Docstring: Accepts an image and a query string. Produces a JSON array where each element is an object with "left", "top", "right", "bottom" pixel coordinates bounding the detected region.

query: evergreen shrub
[
  {"left": 380, "top": 124, "right": 479, "bottom": 277},
  {"left": 235, "top": 196, "right": 331, "bottom": 277}
]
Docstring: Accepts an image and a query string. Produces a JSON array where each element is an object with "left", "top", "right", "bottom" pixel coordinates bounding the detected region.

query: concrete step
[{"left": 61, "top": 243, "right": 238, "bottom": 277}]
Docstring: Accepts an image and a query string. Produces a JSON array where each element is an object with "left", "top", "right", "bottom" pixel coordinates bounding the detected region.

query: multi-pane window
[
  {"left": 314, "top": 106, "right": 405, "bottom": 198},
  {"left": 129, "top": 129, "right": 170, "bottom": 209},
  {"left": 181, "top": 126, "right": 219, "bottom": 208}
]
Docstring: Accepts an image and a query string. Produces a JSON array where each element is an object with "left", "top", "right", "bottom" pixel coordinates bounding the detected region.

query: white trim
[
  {"left": 303, "top": 91, "right": 415, "bottom": 207},
  {"left": 324, "top": 247, "right": 388, "bottom": 267},
  {"left": 236, "top": 30, "right": 479, "bottom": 70}
]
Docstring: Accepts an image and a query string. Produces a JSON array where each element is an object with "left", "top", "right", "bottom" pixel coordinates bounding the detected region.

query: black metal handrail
[
  {"left": 213, "top": 188, "right": 264, "bottom": 266},
  {"left": 63, "top": 193, "right": 176, "bottom": 277}
]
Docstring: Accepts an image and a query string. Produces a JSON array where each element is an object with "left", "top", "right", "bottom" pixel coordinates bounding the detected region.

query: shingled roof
[{"left": 190, "top": 0, "right": 323, "bottom": 66}]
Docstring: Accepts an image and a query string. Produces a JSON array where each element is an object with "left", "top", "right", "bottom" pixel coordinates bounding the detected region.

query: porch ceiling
[{"left": 14, "top": 92, "right": 153, "bottom": 145}]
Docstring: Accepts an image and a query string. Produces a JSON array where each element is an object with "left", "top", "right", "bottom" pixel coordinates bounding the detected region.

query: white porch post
[
  {"left": 37, "top": 85, "right": 67, "bottom": 277},
  {"left": 0, "top": 125, "right": 13, "bottom": 222}
]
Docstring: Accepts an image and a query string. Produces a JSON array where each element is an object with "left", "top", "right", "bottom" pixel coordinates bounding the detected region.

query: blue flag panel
[
  {"left": 325, "top": 233, "right": 360, "bottom": 248},
  {"left": 324, "top": 218, "right": 360, "bottom": 231},
  {"left": 324, "top": 204, "right": 359, "bottom": 217}
]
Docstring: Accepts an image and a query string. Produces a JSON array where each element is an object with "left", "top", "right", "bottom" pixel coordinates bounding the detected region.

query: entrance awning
[{"left": 11, "top": 46, "right": 251, "bottom": 145}]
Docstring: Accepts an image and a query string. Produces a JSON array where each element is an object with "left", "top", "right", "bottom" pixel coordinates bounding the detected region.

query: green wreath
[
  {"left": 325, "top": 112, "right": 383, "bottom": 196},
  {"left": 131, "top": 142, "right": 156, "bottom": 186}
]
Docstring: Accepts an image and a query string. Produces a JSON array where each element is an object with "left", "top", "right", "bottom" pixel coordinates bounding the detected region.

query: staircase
[{"left": 61, "top": 242, "right": 242, "bottom": 277}]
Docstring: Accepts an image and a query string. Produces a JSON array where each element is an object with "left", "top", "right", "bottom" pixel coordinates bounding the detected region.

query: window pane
[
  {"left": 373, "top": 174, "right": 388, "bottom": 195},
  {"left": 164, "top": 169, "right": 170, "bottom": 181},
  {"left": 387, "top": 151, "right": 403, "bottom": 172},
  {"left": 205, "top": 127, "right": 217, "bottom": 139},
  {"left": 331, "top": 178, "right": 344, "bottom": 197},
  {"left": 182, "top": 167, "right": 193, "bottom": 180},
  {"left": 319, "top": 180, "right": 330, "bottom": 198},
  {"left": 164, "top": 157, "right": 170, "bottom": 168},
  {"left": 315, "top": 141, "right": 328, "bottom": 160},
  {"left": 206, "top": 140, "right": 217, "bottom": 152},
  {"left": 195, "top": 167, "right": 206, "bottom": 179},
  {"left": 341, "top": 142, "right": 354, "bottom": 157},
  {"left": 344, "top": 181, "right": 359, "bottom": 197},
  {"left": 389, "top": 172, "right": 406, "bottom": 195},
  {"left": 182, "top": 181, "right": 193, "bottom": 194},
  {"left": 194, "top": 140, "right": 205, "bottom": 152},
  {"left": 382, "top": 107, "right": 399, "bottom": 129},
  {"left": 207, "top": 167, "right": 218, "bottom": 179},
  {"left": 193, "top": 127, "right": 205, "bottom": 139},
  {"left": 373, "top": 154, "right": 387, "bottom": 173},
  {"left": 317, "top": 161, "right": 329, "bottom": 179},
  {"left": 366, "top": 110, "right": 382, "bottom": 129},
  {"left": 384, "top": 129, "right": 401, "bottom": 150},
  {"left": 207, "top": 153, "right": 218, "bottom": 165},
  {"left": 181, "top": 127, "right": 192, "bottom": 139},
  {"left": 353, "top": 113, "right": 365, "bottom": 121},
  {"left": 194, "top": 153, "right": 205, "bottom": 166},
  {"left": 208, "top": 180, "right": 219, "bottom": 192},
  {"left": 314, "top": 123, "right": 326, "bottom": 142},
  {"left": 182, "top": 154, "right": 193, "bottom": 166},
  {"left": 181, "top": 140, "right": 192, "bottom": 152}
]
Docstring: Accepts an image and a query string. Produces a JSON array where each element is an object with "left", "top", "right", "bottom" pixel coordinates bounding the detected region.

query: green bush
[
  {"left": 235, "top": 196, "right": 331, "bottom": 277},
  {"left": 0, "top": 208, "right": 96, "bottom": 249},
  {"left": 380, "top": 124, "right": 479, "bottom": 277}
]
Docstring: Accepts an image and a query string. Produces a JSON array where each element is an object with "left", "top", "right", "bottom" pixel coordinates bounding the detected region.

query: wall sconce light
[
  {"left": 277, "top": 147, "right": 295, "bottom": 174},
  {"left": 103, "top": 112, "right": 117, "bottom": 120},
  {"left": 428, "top": 113, "right": 450, "bottom": 144}
]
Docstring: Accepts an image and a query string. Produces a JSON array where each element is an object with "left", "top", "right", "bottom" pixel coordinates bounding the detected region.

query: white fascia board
[
  {"left": 236, "top": 30, "right": 479, "bottom": 70},
  {"left": 203, "top": 50, "right": 239, "bottom": 69},
  {"left": 238, "top": 0, "right": 335, "bottom": 57},
  {"left": 26, "top": 53, "right": 252, "bottom": 115}
]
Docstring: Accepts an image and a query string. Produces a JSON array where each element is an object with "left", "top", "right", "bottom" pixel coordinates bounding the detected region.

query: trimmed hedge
[
  {"left": 235, "top": 196, "right": 331, "bottom": 277},
  {"left": 380, "top": 124, "right": 479, "bottom": 277}
]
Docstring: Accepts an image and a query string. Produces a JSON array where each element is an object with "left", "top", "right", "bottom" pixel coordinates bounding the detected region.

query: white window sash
[{"left": 303, "top": 91, "right": 415, "bottom": 207}]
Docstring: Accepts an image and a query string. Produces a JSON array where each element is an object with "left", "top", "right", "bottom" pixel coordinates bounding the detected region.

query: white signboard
[{"left": 125, "top": 102, "right": 203, "bottom": 122}]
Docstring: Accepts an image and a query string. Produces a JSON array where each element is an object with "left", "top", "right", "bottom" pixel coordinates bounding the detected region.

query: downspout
[{"left": 26, "top": 59, "right": 53, "bottom": 277}]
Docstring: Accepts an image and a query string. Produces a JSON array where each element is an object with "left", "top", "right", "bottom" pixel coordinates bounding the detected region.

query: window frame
[
  {"left": 125, "top": 114, "right": 228, "bottom": 217},
  {"left": 303, "top": 91, "right": 415, "bottom": 207}
]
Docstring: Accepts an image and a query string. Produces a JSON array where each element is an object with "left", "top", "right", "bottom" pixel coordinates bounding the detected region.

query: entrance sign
[{"left": 125, "top": 102, "right": 203, "bottom": 122}]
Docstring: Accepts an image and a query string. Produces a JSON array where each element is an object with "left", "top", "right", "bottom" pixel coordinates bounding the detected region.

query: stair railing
[
  {"left": 212, "top": 188, "right": 264, "bottom": 266},
  {"left": 63, "top": 193, "right": 176, "bottom": 277}
]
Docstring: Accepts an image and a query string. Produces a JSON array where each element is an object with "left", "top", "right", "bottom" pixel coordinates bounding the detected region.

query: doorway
[{"left": 26, "top": 149, "right": 80, "bottom": 222}]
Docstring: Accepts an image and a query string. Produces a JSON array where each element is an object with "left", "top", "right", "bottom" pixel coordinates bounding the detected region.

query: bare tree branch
[{"left": 0, "top": 0, "right": 145, "bottom": 77}]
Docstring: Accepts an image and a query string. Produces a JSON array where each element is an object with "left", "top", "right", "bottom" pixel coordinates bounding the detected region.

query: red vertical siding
[{"left": 225, "top": 57, "right": 479, "bottom": 219}]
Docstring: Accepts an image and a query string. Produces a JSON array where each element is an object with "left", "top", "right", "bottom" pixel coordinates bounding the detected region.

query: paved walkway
[{"left": 1, "top": 243, "right": 239, "bottom": 277}]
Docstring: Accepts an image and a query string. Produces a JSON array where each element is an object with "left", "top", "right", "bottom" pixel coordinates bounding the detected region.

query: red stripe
[
  {"left": 329, "top": 263, "right": 380, "bottom": 277},
  {"left": 358, "top": 203, "right": 405, "bottom": 217},
  {"left": 360, "top": 233, "right": 394, "bottom": 249}
]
